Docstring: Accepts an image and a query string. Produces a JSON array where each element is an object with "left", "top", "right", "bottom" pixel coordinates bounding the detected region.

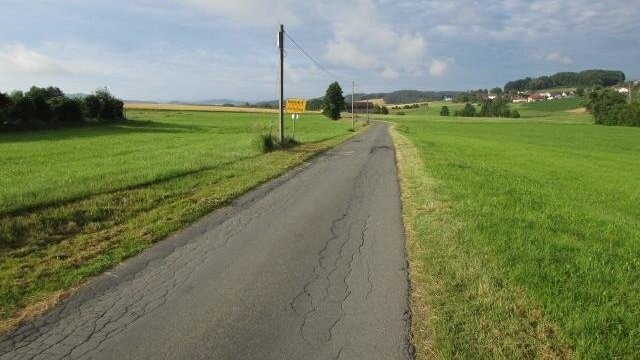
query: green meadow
[
  {"left": 0, "top": 110, "right": 358, "bottom": 329},
  {"left": 0, "top": 110, "right": 352, "bottom": 213},
  {"left": 391, "top": 99, "right": 640, "bottom": 358}
]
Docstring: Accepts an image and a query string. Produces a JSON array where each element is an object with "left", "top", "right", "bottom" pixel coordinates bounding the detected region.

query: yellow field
[{"left": 124, "top": 102, "right": 279, "bottom": 113}]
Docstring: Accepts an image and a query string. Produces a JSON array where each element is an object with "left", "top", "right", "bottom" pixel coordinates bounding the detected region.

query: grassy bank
[
  {"left": 0, "top": 109, "right": 360, "bottom": 331},
  {"left": 391, "top": 101, "right": 640, "bottom": 358}
]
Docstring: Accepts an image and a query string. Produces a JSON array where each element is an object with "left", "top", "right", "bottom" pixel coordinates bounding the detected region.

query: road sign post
[{"left": 286, "top": 98, "right": 306, "bottom": 141}]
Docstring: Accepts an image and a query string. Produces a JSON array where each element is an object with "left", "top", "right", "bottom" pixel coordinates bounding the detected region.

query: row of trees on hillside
[
  {"left": 454, "top": 90, "right": 490, "bottom": 103},
  {"left": 441, "top": 98, "right": 520, "bottom": 118},
  {"left": 0, "top": 87, "right": 125, "bottom": 131},
  {"left": 504, "top": 70, "right": 625, "bottom": 92},
  {"left": 586, "top": 89, "right": 639, "bottom": 127}
]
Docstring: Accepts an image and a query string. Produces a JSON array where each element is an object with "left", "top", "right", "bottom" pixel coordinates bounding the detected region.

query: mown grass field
[
  {"left": 0, "top": 109, "right": 359, "bottom": 331},
  {"left": 390, "top": 99, "right": 640, "bottom": 358}
]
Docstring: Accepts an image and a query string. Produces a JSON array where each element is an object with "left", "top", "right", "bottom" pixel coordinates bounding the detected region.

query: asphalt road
[{"left": 0, "top": 122, "right": 411, "bottom": 359}]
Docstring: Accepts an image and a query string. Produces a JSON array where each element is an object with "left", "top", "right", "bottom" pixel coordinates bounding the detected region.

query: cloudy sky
[{"left": 1, "top": 0, "right": 639, "bottom": 101}]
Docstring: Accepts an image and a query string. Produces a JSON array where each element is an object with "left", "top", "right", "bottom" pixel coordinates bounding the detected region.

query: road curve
[{"left": 0, "top": 122, "right": 411, "bottom": 360}]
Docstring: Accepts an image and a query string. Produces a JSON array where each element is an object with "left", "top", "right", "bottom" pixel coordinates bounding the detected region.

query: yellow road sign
[{"left": 285, "top": 98, "right": 307, "bottom": 114}]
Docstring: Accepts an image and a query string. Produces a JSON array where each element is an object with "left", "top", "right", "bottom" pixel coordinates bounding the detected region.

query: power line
[{"left": 284, "top": 31, "right": 342, "bottom": 82}]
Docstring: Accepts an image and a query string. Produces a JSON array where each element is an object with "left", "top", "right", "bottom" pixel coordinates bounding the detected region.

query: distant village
[{"left": 442, "top": 81, "right": 638, "bottom": 104}]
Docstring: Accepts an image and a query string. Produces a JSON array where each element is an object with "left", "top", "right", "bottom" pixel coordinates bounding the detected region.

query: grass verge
[{"left": 391, "top": 125, "right": 572, "bottom": 359}]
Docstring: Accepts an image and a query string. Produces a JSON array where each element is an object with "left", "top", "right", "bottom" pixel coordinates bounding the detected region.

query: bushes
[
  {"left": 455, "top": 103, "right": 477, "bottom": 117},
  {"left": 454, "top": 99, "right": 520, "bottom": 118},
  {"left": 586, "top": 89, "right": 640, "bottom": 127},
  {"left": 49, "top": 97, "right": 85, "bottom": 125},
  {"left": 440, "top": 106, "right": 450, "bottom": 116},
  {"left": 478, "top": 98, "right": 520, "bottom": 118},
  {"left": 0, "top": 86, "right": 125, "bottom": 132},
  {"left": 84, "top": 88, "right": 124, "bottom": 121},
  {"left": 586, "top": 89, "right": 626, "bottom": 123},
  {"left": 254, "top": 134, "right": 299, "bottom": 153},
  {"left": 370, "top": 104, "right": 389, "bottom": 115}
]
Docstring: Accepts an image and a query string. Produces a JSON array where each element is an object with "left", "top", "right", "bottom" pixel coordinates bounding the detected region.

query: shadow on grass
[
  {"left": 0, "top": 151, "right": 265, "bottom": 253},
  {"left": 0, "top": 120, "right": 209, "bottom": 144}
]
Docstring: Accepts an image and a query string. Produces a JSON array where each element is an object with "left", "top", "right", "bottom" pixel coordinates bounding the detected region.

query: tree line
[
  {"left": 504, "top": 70, "right": 625, "bottom": 92},
  {"left": 441, "top": 97, "right": 520, "bottom": 118},
  {"left": 0, "top": 87, "right": 125, "bottom": 131},
  {"left": 454, "top": 89, "right": 490, "bottom": 103}
]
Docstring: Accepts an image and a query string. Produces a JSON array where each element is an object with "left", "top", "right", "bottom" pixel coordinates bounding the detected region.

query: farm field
[
  {"left": 391, "top": 98, "right": 590, "bottom": 123},
  {"left": 124, "top": 102, "right": 280, "bottom": 113},
  {"left": 0, "top": 109, "right": 359, "bottom": 330},
  {"left": 390, "top": 99, "right": 640, "bottom": 358}
]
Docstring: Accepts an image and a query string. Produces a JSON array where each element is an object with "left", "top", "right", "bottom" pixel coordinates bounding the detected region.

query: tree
[
  {"left": 0, "top": 92, "right": 11, "bottom": 126},
  {"left": 380, "top": 106, "right": 389, "bottom": 115},
  {"left": 586, "top": 88, "right": 638, "bottom": 126},
  {"left": 576, "top": 87, "right": 585, "bottom": 97},
  {"left": 23, "top": 86, "right": 64, "bottom": 125},
  {"left": 83, "top": 88, "right": 124, "bottom": 121},
  {"left": 8, "top": 91, "right": 32, "bottom": 128},
  {"left": 455, "top": 103, "right": 477, "bottom": 117},
  {"left": 586, "top": 89, "right": 627, "bottom": 123},
  {"left": 491, "top": 87, "right": 503, "bottom": 95},
  {"left": 84, "top": 94, "right": 101, "bottom": 118},
  {"left": 440, "top": 106, "right": 450, "bottom": 116},
  {"left": 322, "top": 82, "right": 346, "bottom": 120},
  {"left": 478, "top": 98, "right": 516, "bottom": 118},
  {"left": 49, "top": 97, "right": 85, "bottom": 124}
]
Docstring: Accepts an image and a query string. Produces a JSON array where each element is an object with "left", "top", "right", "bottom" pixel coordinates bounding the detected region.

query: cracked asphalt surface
[{"left": 0, "top": 122, "right": 411, "bottom": 359}]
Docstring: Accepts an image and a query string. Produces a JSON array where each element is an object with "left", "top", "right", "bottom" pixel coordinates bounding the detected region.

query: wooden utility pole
[
  {"left": 352, "top": 80, "right": 355, "bottom": 131},
  {"left": 366, "top": 100, "right": 369, "bottom": 124},
  {"left": 278, "top": 24, "right": 285, "bottom": 142}
]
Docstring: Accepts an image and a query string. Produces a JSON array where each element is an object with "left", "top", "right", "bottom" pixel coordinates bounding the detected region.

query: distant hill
[
  {"left": 368, "top": 90, "right": 459, "bottom": 104},
  {"left": 505, "top": 69, "right": 626, "bottom": 92},
  {"left": 255, "top": 89, "right": 460, "bottom": 109},
  {"left": 193, "top": 99, "right": 248, "bottom": 106}
]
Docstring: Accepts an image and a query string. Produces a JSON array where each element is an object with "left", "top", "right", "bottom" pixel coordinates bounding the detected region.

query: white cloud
[
  {"left": 429, "top": 58, "right": 453, "bottom": 77},
  {"left": 320, "top": 0, "right": 427, "bottom": 79},
  {"left": 381, "top": 67, "right": 400, "bottom": 79},
  {"left": 178, "top": 0, "right": 299, "bottom": 26},
  {"left": 0, "top": 44, "right": 73, "bottom": 76},
  {"left": 325, "top": 37, "right": 377, "bottom": 70},
  {"left": 417, "top": 0, "right": 640, "bottom": 44},
  {"left": 545, "top": 51, "right": 573, "bottom": 64}
]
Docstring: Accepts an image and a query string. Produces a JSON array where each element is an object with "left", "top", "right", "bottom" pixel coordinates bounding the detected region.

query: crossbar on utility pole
[
  {"left": 352, "top": 80, "right": 355, "bottom": 131},
  {"left": 278, "top": 24, "right": 285, "bottom": 142}
]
